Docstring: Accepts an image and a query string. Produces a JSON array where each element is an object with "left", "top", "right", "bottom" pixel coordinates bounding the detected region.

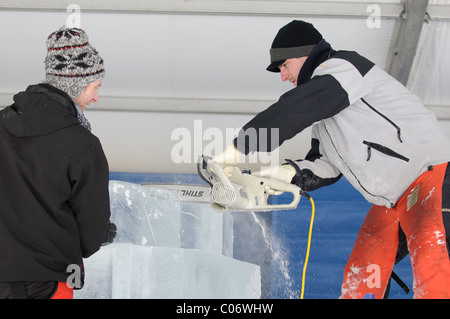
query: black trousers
[{"left": 0, "top": 281, "right": 57, "bottom": 299}]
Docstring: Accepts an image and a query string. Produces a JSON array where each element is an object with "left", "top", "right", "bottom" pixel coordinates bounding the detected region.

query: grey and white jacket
[{"left": 234, "top": 39, "right": 450, "bottom": 208}]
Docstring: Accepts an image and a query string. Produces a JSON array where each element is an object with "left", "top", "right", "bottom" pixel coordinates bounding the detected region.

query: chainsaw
[{"left": 197, "top": 155, "right": 302, "bottom": 212}]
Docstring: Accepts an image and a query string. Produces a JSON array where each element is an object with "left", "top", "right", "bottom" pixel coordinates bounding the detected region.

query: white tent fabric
[
  {"left": 408, "top": 0, "right": 450, "bottom": 108},
  {"left": 0, "top": 1, "right": 449, "bottom": 173}
]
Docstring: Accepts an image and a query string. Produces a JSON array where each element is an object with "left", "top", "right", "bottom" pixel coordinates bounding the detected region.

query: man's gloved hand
[
  {"left": 212, "top": 144, "right": 243, "bottom": 166},
  {"left": 102, "top": 221, "right": 117, "bottom": 246},
  {"left": 253, "top": 164, "right": 296, "bottom": 184}
]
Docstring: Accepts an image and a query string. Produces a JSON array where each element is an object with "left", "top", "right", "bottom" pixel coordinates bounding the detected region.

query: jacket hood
[{"left": 1, "top": 84, "right": 79, "bottom": 137}]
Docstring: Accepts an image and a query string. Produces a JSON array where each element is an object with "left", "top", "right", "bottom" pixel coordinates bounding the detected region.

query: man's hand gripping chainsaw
[{"left": 197, "top": 155, "right": 302, "bottom": 212}]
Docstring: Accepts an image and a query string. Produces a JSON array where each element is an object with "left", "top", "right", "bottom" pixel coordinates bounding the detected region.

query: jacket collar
[{"left": 297, "top": 39, "right": 333, "bottom": 86}]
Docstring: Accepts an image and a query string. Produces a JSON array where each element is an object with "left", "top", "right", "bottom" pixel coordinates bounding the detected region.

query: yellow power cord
[{"left": 300, "top": 192, "right": 315, "bottom": 299}]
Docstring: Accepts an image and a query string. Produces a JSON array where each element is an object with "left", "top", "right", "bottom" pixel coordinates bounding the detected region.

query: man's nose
[
  {"left": 92, "top": 92, "right": 99, "bottom": 103},
  {"left": 280, "top": 69, "right": 289, "bottom": 82}
]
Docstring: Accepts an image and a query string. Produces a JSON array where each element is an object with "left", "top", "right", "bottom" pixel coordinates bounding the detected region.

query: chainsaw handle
[
  {"left": 232, "top": 172, "right": 301, "bottom": 211},
  {"left": 258, "top": 175, "right": 301, "bottom": 194},
  {"left": 256, "top": 175, "right": 302, "bottom": 209}
]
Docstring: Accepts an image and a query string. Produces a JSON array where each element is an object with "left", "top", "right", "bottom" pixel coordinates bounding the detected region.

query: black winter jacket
[{"left": 0, "top": 84, "right": 110, "bottom": 284}]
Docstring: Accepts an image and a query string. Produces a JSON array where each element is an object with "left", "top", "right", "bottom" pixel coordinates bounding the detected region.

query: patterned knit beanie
[{"left": 45, "top": 27, "right": 105, "bottom": 98}]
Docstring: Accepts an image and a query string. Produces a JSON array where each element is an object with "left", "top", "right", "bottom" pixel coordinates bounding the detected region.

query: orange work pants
[{"left": 341, "top": 163, "right": 450, "bottom": 299}]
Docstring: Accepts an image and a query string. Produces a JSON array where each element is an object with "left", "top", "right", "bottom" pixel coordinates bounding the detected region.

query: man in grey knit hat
[
  {"left": 45, "top": 27, "right": 105, "bottom": 130},
  {"left": 0, "top": 27, "right": 115, "bottom": 299},
  {"left": 45, "top": 27, "right": 105, "bottom": 99}
]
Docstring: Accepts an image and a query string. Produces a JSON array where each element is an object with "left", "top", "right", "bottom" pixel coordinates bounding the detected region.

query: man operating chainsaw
[{"left": 213, "top": 20, "right": 450, "bottom": 299}]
